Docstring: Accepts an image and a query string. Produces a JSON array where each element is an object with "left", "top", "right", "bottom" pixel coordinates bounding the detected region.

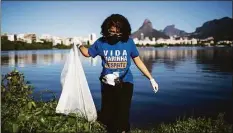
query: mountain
[
  {"left": 131, "top": 19, "right": 169, "bottom": 39},
  {"left": 191, "top": 17, "right": 233, "bottom": 41},
  {"left": 163, "top": 25, "right": 188, "bottom": 37}
]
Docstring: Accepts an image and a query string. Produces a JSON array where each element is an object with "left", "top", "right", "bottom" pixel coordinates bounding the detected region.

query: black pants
[{"left": 98, "top": 82, "right": 134, "bottom": 133}]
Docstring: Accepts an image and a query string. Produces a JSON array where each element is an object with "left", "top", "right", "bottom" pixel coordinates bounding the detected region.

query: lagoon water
[{"left": 1, "top": 47, "right": 232, "bottom": 129}]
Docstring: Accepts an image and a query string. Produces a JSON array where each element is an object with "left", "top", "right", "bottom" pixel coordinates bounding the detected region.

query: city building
[
  {"left": 40, "top": 34, "right": 53, "bottom": 42},
  {"left": 88, "top": 33, "right": 97, "bottom": 45},
  {"left": 7, "top": 35, "right": 15, "bottom": 41},
  {"left": 17, "top": 34, "right": 25, "bottom": 41},
  {"left": 156, "top": 38, "right": 165, "bottom": 44},
  {"left": 191, "top": 38, "right": 198, "bottom": 45},
  {"left": 152, "top": 37, "right": 156, "bottom": 44},
  {"left": 133, "top": 38, "right": 139, "bottom": 44},
  {"left": 140, "top": 33, "right": 144, "bottom": 40},
  {"left": 36, "top": 39, "right": 43, "bottom": 43},
  {"left": 217, "top": 40, "right": 233, "bottom": 44},
  {"left": 199, "top": 37, "right": 214, "bottom": 45},
  {"left": 24, "top": 33, "right": 36, "bottom": 43},
  {"left": 52, "top": 36, "right": 62, "bottom": 46}
]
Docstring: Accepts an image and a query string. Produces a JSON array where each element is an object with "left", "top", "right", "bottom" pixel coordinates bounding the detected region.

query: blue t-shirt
[{"left": 88, "top": 38, "right": 139, "bottom": 84}]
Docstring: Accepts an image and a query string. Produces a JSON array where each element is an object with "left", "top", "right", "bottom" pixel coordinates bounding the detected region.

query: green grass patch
[{"left": 131, "top": 114, "right": 232, "bottom": 133}]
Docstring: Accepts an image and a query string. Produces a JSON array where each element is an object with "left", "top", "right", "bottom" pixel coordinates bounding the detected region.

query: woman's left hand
[
  {"left": 132, "top": 57, "right": 159, "bottom": 93},
  {"left": 150, "top": 78, "right": 159, "bottom": 93}
]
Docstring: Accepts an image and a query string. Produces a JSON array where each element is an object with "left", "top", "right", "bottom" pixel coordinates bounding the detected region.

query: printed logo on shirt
[{"left": 103, "top": 50, "right": 127, "bottom": 69}]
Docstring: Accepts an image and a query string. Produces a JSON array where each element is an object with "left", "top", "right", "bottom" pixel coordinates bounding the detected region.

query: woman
[{"left": 75, "top": 14, "right": 159, "bottom": 133}]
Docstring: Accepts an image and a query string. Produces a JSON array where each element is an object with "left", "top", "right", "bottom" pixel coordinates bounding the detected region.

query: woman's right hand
[{"left": 73, "top": 38, "right": 82, "bottom": 48}]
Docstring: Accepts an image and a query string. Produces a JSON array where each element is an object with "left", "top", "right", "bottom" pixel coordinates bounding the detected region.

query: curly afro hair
[{"left": 100, "top": 14, "right": 132, "bottom": 43}]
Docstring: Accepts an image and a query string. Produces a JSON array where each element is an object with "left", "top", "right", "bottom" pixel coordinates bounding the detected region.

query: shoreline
[{"left": 1, "top": 44, "right": 232, "bottom": 52}]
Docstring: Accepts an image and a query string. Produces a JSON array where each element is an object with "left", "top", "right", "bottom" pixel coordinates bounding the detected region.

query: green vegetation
[
  {"left": 1, "top": 69, "right": 106, "bottom": 133},
  {"left": 1, "top": 70, "right": 232, "bottom": 133},
  {"left": 1, "top": 38, "right": 73, "bottom": 51},
  {"left": 1, "top": 38, "right": 53, "bottom": 51},
  {"left": 53, "top": 43, "right": 72, "bottom": 49},
  {"left": 1, "top": 38, "right": 93, "bottom": 51},
  {"left": 132, "top": 114, "right": 232, "bottom": 133}
]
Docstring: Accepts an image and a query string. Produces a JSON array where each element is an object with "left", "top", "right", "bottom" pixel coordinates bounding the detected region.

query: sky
[{"left": 1, "top": 1, "right": 232, "bottom": 38}]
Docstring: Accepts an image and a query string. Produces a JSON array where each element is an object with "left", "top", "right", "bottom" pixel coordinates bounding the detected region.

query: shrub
[{"left": 1, "top": 69, "right": 106, "bottom": 133}]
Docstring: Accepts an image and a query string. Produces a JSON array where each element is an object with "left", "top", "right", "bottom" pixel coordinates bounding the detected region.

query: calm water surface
[{"left": 1, "top": 47, "right": 232, "bottom": 129}]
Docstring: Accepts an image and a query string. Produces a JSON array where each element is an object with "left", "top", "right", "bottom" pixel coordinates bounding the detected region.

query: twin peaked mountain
[
  {"left": 130, "top": 17, "right": 233, "bottom": 41},
  {"left": 131, "top": 19, "right": 169, "bottom": 39}
]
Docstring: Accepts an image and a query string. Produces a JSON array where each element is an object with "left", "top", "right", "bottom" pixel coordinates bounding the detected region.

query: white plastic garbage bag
[{"left": 56, "top": 43, "right": 97, "bottom": 122}]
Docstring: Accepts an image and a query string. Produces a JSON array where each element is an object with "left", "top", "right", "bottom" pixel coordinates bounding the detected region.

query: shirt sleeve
[
  {"left": 130, "top": 38, "right": 139, "bottom": 58},
  {"left": 88, "top": 40, "right": 100, "bottom": 58}
]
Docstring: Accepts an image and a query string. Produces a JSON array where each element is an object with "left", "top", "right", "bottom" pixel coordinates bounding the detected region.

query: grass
[
  {"left": 131, "top": 113, "right": 232, "bottom": 133},
  {"left": 1, "top": 69, "right": 232, "bottom": 133}
]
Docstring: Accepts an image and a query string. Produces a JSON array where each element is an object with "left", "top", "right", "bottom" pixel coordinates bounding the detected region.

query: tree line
[{"left": 1, "top": 37, "right": 72, "bottom": 51}]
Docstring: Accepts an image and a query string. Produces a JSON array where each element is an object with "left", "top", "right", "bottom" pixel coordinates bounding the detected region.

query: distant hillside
[
  {"left": 131, "top": 19, "right": 169, "bottom": 39},
  {"left": 163, "top": 25, "right": 188, "bottom": 37},
  {"left": 191, "top": 17, "right": 233, "bottom": 41},
  {"left": 131, "top": 17, "right": 232, "bottom": 41}
]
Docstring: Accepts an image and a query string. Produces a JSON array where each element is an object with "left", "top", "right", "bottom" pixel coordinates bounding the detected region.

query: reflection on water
[
  {"left": 139, "top": 47, "right": 198, "bottom": 72},
  {"left": 2, "top": 48, "right": 232, "bottom": 73},
  {"left": 91, "top": 57, "right": 98, "bottom": 66},
  {"left": 138, "top": 47, "right": 232, "bottom": 73},
  {"left": 1, "top": 47, "right": 232, "bottom": 128},
  {"left": 1, "top": 50, "right": 100, "bottom": 67},
  {"left": 196, "top": 49, "right": 233, "bottom": 73},
  {"left": 1, "top": 50, "right": 68, "bottom": 67}
]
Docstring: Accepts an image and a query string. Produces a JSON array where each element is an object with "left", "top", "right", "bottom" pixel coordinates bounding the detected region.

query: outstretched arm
[
  {"left": 133, "top": 56, "right": 159, "bottom": 93},
  {"left": 132, "top": 56, "right": 153, "bottom": 79}
]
